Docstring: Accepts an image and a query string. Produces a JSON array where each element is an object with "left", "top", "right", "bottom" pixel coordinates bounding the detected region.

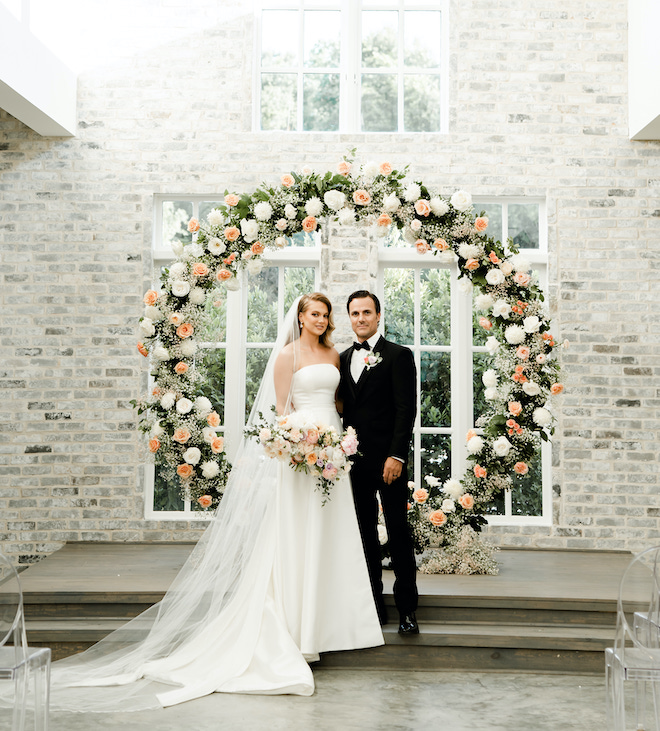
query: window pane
[
  {"left": 472, "top": 351, "right": 490, "bottom": 425},
  {"left": 404, "top": 74, "right": 441, "bottom": 132},
  {"left": 361, "top": 73, "right": 397, "bottom": 131},
  {"left": 261, "top": 10, "right": 298, "bottom": 68},
  {"left": 197, "top": 349, "right": 226, "bottom": 424},
  {"left": 153, "top": 466, "right": 184, "bottom": 512},
  {"left": 289, "top": 231, "right": 320, "bottom": 248},
  {"left": 199, "top": 201, "right": 222, "bottom": 224},
  {"left": 362, "top": 11, "right": 398, "bottom": 68},
  {"left": 381, "top": 226, "right": 406, "bottom": 248},
  {"left": 477, "top": 203, "right": 502, "bottom": 242},
  {"left": 284, "top": 267, "right": 316, "bottom": 312},
  {"left": 404, "top": 11, "right": 441, "bottom": 68},
  {"left": 383, "top": 268, "right": 414, "bottom": 345},
  {"left": 261, "top": 73, "right": 297, "bottom": 131},
  {"left": 420, "top": 269, "right": 450, "bottom": 346},
  {"left": 485, "top": 492, "right": 505, "bottom": 515},
  {"left": 509, "top": 203, "right": 540, "bottom": 249},
  {"left": 196, "top": 293, "right": 227, "bottom": 344},
  {"left": 303, "top": 74, "right": 340, "bottom": 131},
  {"left": 162, "top": 201, "right": 192, "bottom": 251},
  {"left": 420, "top": 352, "right": 450, "bottom": 427},
  {"left": 511, "top": 445, "right": 542, "bottom": 515},
  {"left": 247, "top": 266, "right": 278, "bottom": 342},
  {"left": 421, "top": 434, "right": 451, "bottom": 486},
  {"left": 245, "top": 348, "right": 272, "bottom": 420},
  {"left": 304, "top": 11, "right": 340, "bottom": 67}
]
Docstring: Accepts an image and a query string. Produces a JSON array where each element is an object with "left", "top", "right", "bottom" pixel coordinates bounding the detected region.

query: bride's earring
[{"left": 299, "top": 321, "right": 303, "bottom": 330}]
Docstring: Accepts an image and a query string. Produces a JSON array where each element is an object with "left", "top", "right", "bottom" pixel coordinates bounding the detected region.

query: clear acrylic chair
[
  {"left": 0, "top": 552, "right": 51, "bottom": 730},
  {"left": 606, "top": 546, "right": 660, "bottom": 731}
]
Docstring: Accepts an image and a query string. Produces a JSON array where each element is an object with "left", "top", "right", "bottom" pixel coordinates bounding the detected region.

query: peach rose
[
  {"left": 459, "top": 493, "right": 475, "bottom": 509},
  {"left": 143, "top": 289, "right": 158, "bottom": 306},
  {"left": 433, "top": 238, "right": 449, "bottom": 251},
  {"left": 379, "top": 162, "right": 393, "bottom": 175},
  {"left": 377, "top": 213, "right": 392, "bottom": 227},
  {"left": 192, "top": 262, "right": 209, "bottom": 277},
  {"left": 306, "top": 451, "right": 318, "bottom": 465},
  {"left": 429, "top": 510, "right": 447, "bottom": 527},
  {"left": 466, "top": 429, "right": 477, "bottom": 442},
  {"left": 176, "top": 323, "right": 194, "bottom": 339},
  {"left": 514, "top": 272, "right": 531, "bottom": 287},
  {"left": 337, "top": 161, "right": 351, "bottom": 176},
  {"left": 508, "top": 401, "right": 523, "bottom": 416},
  {"left": 148, "top": 438, "right": 160, "bottom": 453},
  {"left": 188, "top": 218, "right": 200, "bottom": 233},
  {"left": 488, "top": 251, "right": 501, "bottom": 264},
  {"left": 223, "top": 252, "right": 237, "bottom": 264},
  {"left": 412, "top": 488, "right": 429, "bottom": 504},
  {"left": 516, "top": 346, "right": 530, "bottom": 360},
  {"left": 152, "top": 386, "right": 162, "bottom": 397},
  {"left": 207, "top": 412, "right": 221, "bottom": 428},
  {"left": 305, "top": 428, "right": 319, "bottom": 444},
  {"left": 302, "top": 215, "right": 317, "bottom": 232},
  {"left": 224, "top": 194, "right": 240, "bottom": 207},
  {"left": 473, "top": 464, "right": 487, "bottom": 479},
  {"left": 514, "top": 462, "right": 529, "bottom": 475},
  {"left": 414, "top": 199, "right": 431, "bottom": 217},
  {"left": 211, "top": 437, "right": 225, "bottom": 454},
  {"left": 281, "top": 174, "right": 295, "bottom": 188},
  {"left": 478, "top": 317, "right": 492, "bottom": 330},
  {"left": 177, "top": 463, "right": 194, "bottom": 478},
  {"left": 474, "top": 216, "right": 489, "bottom": 233},
  {"left": 251, "top": 241, "right": 265, "bottom": 255},
  {"left": 137, "top": 341, "right": 149, "bottom": 357},
  {"left": 550, "top": 383, "right": 564, "bottom": 395},
  {"left": 224, "top": 226, "right": 240, "bottom": 241},
  {"left": 216, "top": 268, "right": 232, "bottom": 281},
  {"left": 415, "top": 239, "right": 430, "bottom": 254},
  {"left": 353, "top": 189, "right": 371, "bottom": 206},
  {"left": 173, "top": 427, "right": 191, "bottom": 444},
  {"left": 174, "top": 362, "right": 189, "bottom": 375},
  {"left": 198, "top": 495, "right": 213, "bottom": 508},
  {"left": 465, "top": 258, "right": 480, "bottom": 271}
]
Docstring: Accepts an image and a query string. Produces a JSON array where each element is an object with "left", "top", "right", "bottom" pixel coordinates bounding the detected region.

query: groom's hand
[{"left": 382, "top": 457, "right": 403, "bottom": 485}]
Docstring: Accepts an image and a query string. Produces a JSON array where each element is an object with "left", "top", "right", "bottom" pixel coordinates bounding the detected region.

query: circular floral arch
[{"left": 135, "top": 154, "right": 564, "bottom": 570}]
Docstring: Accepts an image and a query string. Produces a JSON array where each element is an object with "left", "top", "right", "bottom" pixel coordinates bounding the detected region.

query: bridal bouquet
[{"left": 245, "top": 410, "right": 358, "bottom": 502}]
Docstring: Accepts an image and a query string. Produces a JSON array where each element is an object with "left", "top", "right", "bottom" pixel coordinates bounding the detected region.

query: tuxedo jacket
[{"left": 339, "top": 336, "right": 417, "bottom": 472}]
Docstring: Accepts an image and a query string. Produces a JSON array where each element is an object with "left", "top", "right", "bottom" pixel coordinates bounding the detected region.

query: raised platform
[{"left": 6, "top": 543, "right": 649, "bottom": 674}]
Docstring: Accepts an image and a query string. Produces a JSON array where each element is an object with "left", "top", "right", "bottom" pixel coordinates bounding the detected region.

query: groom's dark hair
[{"left": 346, "top": 290, "right": 381, "bottom": 315}]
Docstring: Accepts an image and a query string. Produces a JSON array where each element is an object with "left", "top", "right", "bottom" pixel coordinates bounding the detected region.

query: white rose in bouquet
[
  {"left": 171, "top": 241, "right": 184, "bottom": 257},
  {"left": 153, "top": 346, "right": 170, "bottom": 361},
  {"left": 151, "top": 420, "right": 165, "bottom": 437},
  {"left": 492, "top": 299, "right": 512, "bottom": 319},
  {"left": 475, "top": 293, "right": 494, "bottom": 312},
  {"left": 240, "top": 218, "right": 259, "bottom": 242},
  {"left": 382, "top": 192, "right": 401, "bottom": 213},
  {"left": 171, "top": 281, "right": 191, "bottom": 298},
  {"left": 523, "top": 381, "right": 542, "bottom": 397},
  {"left": 482, "top": 369, "right": 498, "bottom": 388},
  {"left": 458, "top": 278, "right": 473, "bottom": 294},
  {"left": 247, "top": 258, "right": 264, "bottom": 276},
  {"left": 185, "top": 243, "right": 203, "bottom": 259},
  {"left": 183, "top": 447, "right": 201, "bottom": 465},
  {"left": 170, "top": 262, "right": 187, "bottom": 278},
  {"left": 194, "top": 396, "right": 212, "bottom": 415},
  {"left": 485, "top": 336, "right": 500, "bottom": 354},
  {"left": 160, "top": 393, "right": 176, "bottom": 409},
  {"left": 450, "top": 190, "right": 473, "bottom": 212},
  {"left": 176, "top": 397, "right": 193, "bottom": 414},
  {"left": 224, "top": 277, "right": 241, "bottom": 291},
  {"left": 441, "top": 498, "right": 456, "bottom": 514},
  {"left": 207, "top": 237, "right": 226, "bottom": 255},
  {"left": 139, "top": 318, "right": 155, "bottom": 337},
  {"left": 492, "top": 436, "right": 512, "bottom": 457},
  {"left": 485, "top": 268, "right": 505, "bottom": 286},
  {"left": 509, "top": 254, "right": 531, "bottom": 273},
  {"left": 466, "top": 435, "right": 484, "bottom": 454},
  {"left": 485, "top": 387, "right": 499, "bottom": 401},
  {"left": 523, "top": 316, "right": 541, "bottom": 333},
  {"left": 284, "top": 203, "right": 297, "bottom": 219},
  {"left": 323, "top": 190, "right": 346, "bottom": 211},
  {"left": 202, "top": 426, "right": 217, "bottom": 443}
]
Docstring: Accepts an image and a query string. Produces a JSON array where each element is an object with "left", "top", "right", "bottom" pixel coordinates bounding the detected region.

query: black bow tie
[{"left": 353, "top": 340, "right": 371, "bottom": 351}]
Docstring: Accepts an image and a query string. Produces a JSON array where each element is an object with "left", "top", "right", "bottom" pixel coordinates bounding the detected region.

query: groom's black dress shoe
[{"left": 398, "top": 612, "right": 419, "bottom": 635}]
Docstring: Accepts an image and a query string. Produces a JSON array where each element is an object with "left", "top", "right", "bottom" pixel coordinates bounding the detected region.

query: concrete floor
[{"left": 0, "top": 669, "right": 610, "bottom": 731}]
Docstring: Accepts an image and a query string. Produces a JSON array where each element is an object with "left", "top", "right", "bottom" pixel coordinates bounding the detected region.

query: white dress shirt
[{"left": 350, "top": 333, "right": 380, "bottom": 383}]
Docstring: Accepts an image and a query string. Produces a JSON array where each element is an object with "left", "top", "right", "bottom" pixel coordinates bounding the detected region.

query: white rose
[
  {"left": 485, "top": 336, "right": 499, "bottom": 354},
  {"left": 485, "top": 387, "right": 499, "bottom": 401},
  {"left": 458, "top": 278, "right": 473, "bottom": 294},
  {"left": 441, "top": 498, "right": 456, "bottom": 514},
  {"left": 183, "top": 447, "right": 201, "bottom": 465},
  {"left": 523, "top": 316, "right": 541, "bottom": 333},
  {"left": 284, "top": 203, "right": 297, "bottom": 219},
  {"left": 144, "top": 305, "right": 163, "bottom": 321},
  {"left": 442, "top": 478, "right": 463, "bottom": 500},
  {"left": 492, "top": 436, "right": 512, "bottom": 457},
  {"left": 207, "top": 209, "right": 225, "bottom": 227},
  {"left": 176, "top": 397, "right": 193, "bottom": 414},
  {"left": 323, "top": 190, "right": 346, "bottom": 211},
  {"left": 171, "top": 241, "right": 184, "bottom": 257},
  {"left": 150, "top": 420, "right": 165, "bottom": 438},
  {"left": 425, "top": 475, "right": 441, "bottom": 488},
  {"left": 207, "top": 237, "right": 226, "bottom": 255},
  {"left": 139, "top": 318, "right": 155, "bottom": 337},
  {"left": 180, "top": 339, "right": 197, "bottom": 357},
  {"left": 201, "top": 460, "right": 220, "bottom": 478},
  {"left": 275, "top": 236, "right": 288, "bottom": 248},
  {"left": 377, "top": 524, "right": 388, "bottom": 545},
  {"left": 160, "top": 393, "right": 175, "bottom": 409},
  {"left": 450, "top": 190, "right": 473, "bottom": 212},
  {"left": 153, "top": 346, "right": 170, "bottom": 361},
  {"left": 482, "top": 369, "right": 498, "bottom": 388},
  {"left": 224, "top": 277, "right": 241, "bottom": 291},
  {"left": 504, "top": 325, "right": 526, "bottom": 345},
  {"left": 523, "top": 381, "right": 542, "bottom": 397},
  {"left": 475, "top": 294, "right": 494, "bottom": 312},
  {"left": 363, "top": 161, "right": 380, "bottom": 180},
  {"left": 171, "top": 281, "right": 191, "bottom": 298},
  {"left": 466, "top": 435, "right": 484, "bottom": 454},
  {"left": 202, "top": 426, "right": 217, "bottom": 443},
  {"left": 195, "top": 396, "right": 212, "bottom": 415},
  {"left": 458, "top": 243, "right": 481, "bottom": 260},
  {"left": 170, "top": 262, "right": 187, "bottom": 278},
  {"left": 429, "top": 197, "right": 449, "bottom": 216},
  {"left": 500, "top": 261, "right": 514, "bottom": 276},
  {"left": 492, "top": 299, "right": 512, "bottom": 319},
  {"left": 533, "top": 407, "right": 552, "bottom": 427},
  {"left": 382, "top": 192, "right": 401, "bottom": 213},
  {"left": 185, "top": 243, "right": 203, "bottom": 259},
  {"left": 240, "top": 218, "right": 259, "bottom": 242},
  {"left": 410, "top": 219, "right": 422, "bottom": 232},
  {"left": 247, "top": 258, "right": 263, "bottom": 276},
  {"left": 485, "top": 268, "right": 505, "bottom": 286},
  {"left": 241, "top": 250, "right": 252, "bottom": 260},
  {"left": 338, "top": 207, "right": 356, "bottom": 225},
  {"left": 403, "top": 183, "right": 421, "bottom": 202},
  {"left": 510, "top": 254, "right": 531, "bottom": 273},
  {"left": 253, "top": 201, "right": 273, "bottom": 221},
  {"left": 305, "top": 197, "right": 323, "bottom": 217}
]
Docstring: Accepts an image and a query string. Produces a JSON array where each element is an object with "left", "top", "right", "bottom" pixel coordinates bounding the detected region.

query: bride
[{"left": 38, "top": 292, "right": 383, "bottom": 712}]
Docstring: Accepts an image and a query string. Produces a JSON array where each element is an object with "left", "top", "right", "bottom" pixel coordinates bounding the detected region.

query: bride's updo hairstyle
[{"left": 297, "top": 292, "right": 335, "bottom": 347}]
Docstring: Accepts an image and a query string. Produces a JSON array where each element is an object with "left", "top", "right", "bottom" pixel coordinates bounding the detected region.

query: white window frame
[
  {"left": 253, "top": 0, "right": 449, "bottom": 134},
  {"left": 378, "top": 197, "right": 552, "bottom": 526}
]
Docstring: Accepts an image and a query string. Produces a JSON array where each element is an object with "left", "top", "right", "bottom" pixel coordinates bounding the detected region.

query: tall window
[
  {"left": 379, "top": 198, "right": 551, "bottom": 525},
  {"left": 255, "top": 0, "right": 448, "bottom": 133},
  {"left": 148, "top": 197, "right": 320, "bottom": 518}
]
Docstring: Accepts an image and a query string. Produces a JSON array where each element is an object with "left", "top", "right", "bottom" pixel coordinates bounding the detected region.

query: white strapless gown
[{"left": 140, "top": 363, "right": 383, "bottom": 705}]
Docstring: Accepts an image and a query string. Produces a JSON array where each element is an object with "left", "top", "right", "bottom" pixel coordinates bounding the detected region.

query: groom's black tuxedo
[{"left": 339, "top": 335, "right": 418, "bottom": 621}]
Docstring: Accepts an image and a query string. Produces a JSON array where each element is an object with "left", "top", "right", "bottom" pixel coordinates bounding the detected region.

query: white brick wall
[{"left": 1, "top": 0, "right": 658, "bottom": 564}]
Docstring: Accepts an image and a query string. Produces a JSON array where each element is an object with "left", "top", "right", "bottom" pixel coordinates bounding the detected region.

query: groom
[{"left": 339, "top": 290, "right": 419, "bottom": 635}]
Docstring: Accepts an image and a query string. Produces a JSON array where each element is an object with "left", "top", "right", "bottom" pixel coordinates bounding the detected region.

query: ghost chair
[{"left": 0, "top": 552, "right": 51, "bottom": 730}]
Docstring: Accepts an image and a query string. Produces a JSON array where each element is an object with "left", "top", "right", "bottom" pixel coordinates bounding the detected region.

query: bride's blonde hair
[{"left": 297, "top": 292, "right": 335, "bottom": 347}]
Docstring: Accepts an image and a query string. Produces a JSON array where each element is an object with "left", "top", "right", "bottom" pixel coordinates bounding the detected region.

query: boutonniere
[{"left": 363, "top": 350, "right": 383, "bottom": 370}]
